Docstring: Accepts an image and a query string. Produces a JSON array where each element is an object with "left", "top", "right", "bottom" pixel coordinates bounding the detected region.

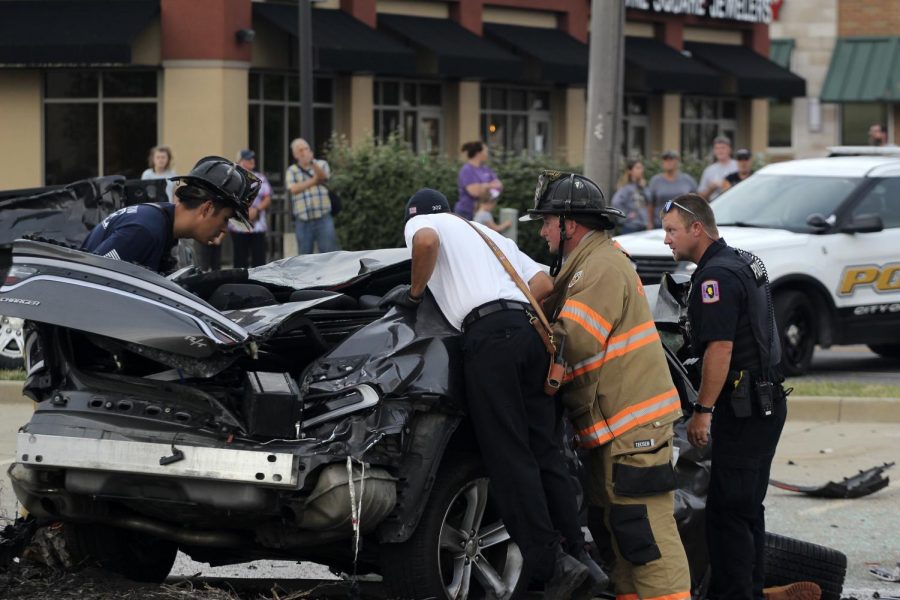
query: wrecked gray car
[
  {"left": 0, "top": 176, "right": 164, "bottom": 369},
  {"left": 1, "top": 240, "right": 847, "bottom": 599}
]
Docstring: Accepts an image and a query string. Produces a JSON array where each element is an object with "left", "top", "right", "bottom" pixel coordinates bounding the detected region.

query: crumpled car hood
[
  {"left": 0, "top": 176, "right": 122, "bottom": 250},
  {"left": 302, "top": 299, "right": 465, "bottom": 404},
  {"left": 249, "top": 248, "right": 410, "bottom": 290}
]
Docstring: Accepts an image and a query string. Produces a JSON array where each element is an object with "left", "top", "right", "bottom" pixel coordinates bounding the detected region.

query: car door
[{"left": 831, "top": 175, "right": 900, "bottom": 340}]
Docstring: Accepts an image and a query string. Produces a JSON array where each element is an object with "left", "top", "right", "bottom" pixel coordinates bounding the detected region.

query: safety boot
[
  {"left": 543, "top": 547, "right": 589, "bottom": 600},
  {"left": 572, "top": 549, "right": 610, "bottom": 600},
  {"left": 763, "top": 581, "right": 822, "bottom": 600}
]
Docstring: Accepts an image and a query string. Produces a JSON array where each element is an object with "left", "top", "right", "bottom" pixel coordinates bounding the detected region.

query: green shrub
[
  {"left": 326, "top": 137, "right": 575, "bottom": 262},
  {"left": 327, "top": 135, "right": 457, "bottom": 251},
  {"left": 326, "top": 138, "right": 763, "bottom": 260}
]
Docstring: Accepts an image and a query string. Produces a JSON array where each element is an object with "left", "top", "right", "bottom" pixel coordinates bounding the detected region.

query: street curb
[
  {"left": 1, "top": 379, "right": 899, "bottom": 422},
  {"left": 786, "top": 395, "right": 900, "bottom": 423}
]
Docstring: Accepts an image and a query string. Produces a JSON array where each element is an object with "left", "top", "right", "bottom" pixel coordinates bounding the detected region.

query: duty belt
[{"left": 462, "top": 299, "right": 531, "bottom": 331}]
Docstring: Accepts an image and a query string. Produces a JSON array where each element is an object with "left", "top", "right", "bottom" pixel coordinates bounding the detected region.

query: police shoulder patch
[
  {"left": 568, "top": 270, "right": 583, "bottom": 288},
  {"left": 701, "top": 279, "right": 720, "bottom": 303}
]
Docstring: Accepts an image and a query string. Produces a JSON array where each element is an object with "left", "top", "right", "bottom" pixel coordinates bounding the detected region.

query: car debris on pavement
[{"left": 769, "top": 462, "right": 894, "bottom": 499}]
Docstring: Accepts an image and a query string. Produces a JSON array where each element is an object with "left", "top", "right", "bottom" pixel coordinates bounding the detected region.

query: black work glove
[{"left": 379, "top": 284, "right": 424, "bottom": 310}]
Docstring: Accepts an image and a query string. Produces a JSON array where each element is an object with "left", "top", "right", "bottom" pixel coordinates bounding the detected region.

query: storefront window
[
  {"left": 622, "top": 94, "right": 649, "bottom": 159},
  {"left": 841, "top": 103, "right": 887, "bottom": 145},
  {"left": 768, "top": 99, "right": 792, "bottom": 148},
  {"left": 43, "top": 70, "right": 158, "bottom": 185},
  {"left": 248, "top": 72, "right": 335, "bottom": 187},
  {"left": 681, "top": 96, "right": 737, "bottom": 160},
  {"left": 481, "top": 86, "right": 551, "bottom": 156},
  {"left": 373, "top": 79, "right": 443, "bottom": 153}
]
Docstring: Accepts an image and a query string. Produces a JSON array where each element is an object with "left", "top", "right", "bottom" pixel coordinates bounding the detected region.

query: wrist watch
[{"left": 692, "top": 402, "right": 714, "bottom": 414}]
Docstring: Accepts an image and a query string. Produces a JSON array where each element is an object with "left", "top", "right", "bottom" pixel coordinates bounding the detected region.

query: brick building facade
[{"left": 0, "top": 0, "right": 802, "bottom": 191}]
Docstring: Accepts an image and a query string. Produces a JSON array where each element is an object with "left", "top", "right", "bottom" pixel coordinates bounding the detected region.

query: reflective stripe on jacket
[{"left": 546, "top": 233, "right": 681, "bottom": 448}]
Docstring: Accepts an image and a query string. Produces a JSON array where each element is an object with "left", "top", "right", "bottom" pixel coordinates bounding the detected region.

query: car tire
[
  {"left": 0, "top": 315, "right": 24, "bottom": 371},
  {"left": 774, "top": 291, "right": 816, "bottom": 376},
  {"left": 764, "top": 532, "right": 847, "bottom": 600},
  {"left": 63, "top": 522, "right": 178, "bottom": 583},
  {"left": 381, "top": 454, "right": 529, "bottom": 600},
  {"left": 867, "top": 344, "right": 900, "bottom": 359}
]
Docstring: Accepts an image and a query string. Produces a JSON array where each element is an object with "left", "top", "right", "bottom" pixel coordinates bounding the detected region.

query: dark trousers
[
  {"left": 232, "top": 232, "right": 267, "bottom": 268},
  {"left": 462, "top": 310, "right": 583, "bottom": 582},
  {"left": 193, "top": 241, "right": 221, "bottom": 272},
  {"left": 707, "top": 394, "right": 787, "bottom": 600}
]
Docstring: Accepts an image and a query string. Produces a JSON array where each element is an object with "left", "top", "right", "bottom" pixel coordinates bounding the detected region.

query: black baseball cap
[
  {"left": 735, "top": 149, "right": 752, "bottom": 160},
  {"left": 405, "top": 188, "right": 450, "bottom": 222}
]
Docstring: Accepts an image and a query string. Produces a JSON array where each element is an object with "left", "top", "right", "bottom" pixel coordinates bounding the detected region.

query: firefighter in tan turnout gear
[{"left": 521, "top": 171, "right": 691, "bottom": 600}]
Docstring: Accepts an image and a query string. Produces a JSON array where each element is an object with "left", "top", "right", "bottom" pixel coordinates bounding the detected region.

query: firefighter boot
[{"left": 543, "top": 548, "right": 589, "bottom": 600}]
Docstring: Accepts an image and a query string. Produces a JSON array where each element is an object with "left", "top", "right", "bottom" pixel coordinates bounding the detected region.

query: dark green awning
[
  {"left": 770, "top": 39, "right": 794, "bottom": 69},
  {"left": 821, "top": 36, "right": 900, "bottom": 102}
]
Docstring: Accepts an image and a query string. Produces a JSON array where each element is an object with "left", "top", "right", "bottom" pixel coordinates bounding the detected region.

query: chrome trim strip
[
  {"left": 301, "top": 384, "right": 380, "bottom": 428},
  {"left": 1, "top": 275, "right": 222, "bottom": 342},
  {"left": 16, "top": 433, "right": 298, "bottom": 487},
  {"left": 5, "top": 256, "right": 247, "bottom": 339}
]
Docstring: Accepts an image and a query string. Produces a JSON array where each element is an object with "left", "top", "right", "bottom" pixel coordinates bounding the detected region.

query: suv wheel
[
  {"left": 0, "top": 316, "right": 24, "bottom": 370},
  {"left": 764, "top": 532, "right": 847, "bottom": 600},
  {"left": 382, "top": 455, "right": 527, "bottom": 600},
  {"left": 774, "top": 291, "right": 816, "bottom": 376}
]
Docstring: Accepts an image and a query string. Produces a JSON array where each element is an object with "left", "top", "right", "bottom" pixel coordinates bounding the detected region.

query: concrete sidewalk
[{"left": 4, "top": 380, "right": 899, "bottom": 422}]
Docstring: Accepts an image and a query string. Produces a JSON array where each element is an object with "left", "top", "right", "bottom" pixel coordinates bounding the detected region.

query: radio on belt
[{"left": 243, "top": 371, "right": 302, "bottom": 438}]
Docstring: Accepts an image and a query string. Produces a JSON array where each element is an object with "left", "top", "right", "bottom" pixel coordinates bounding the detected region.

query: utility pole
[
  {"left": 298, "top": 0, "right": 314, "bottom": 143},
  {"left": 583, "top": 0, "right": 625, "bottom": 196}
]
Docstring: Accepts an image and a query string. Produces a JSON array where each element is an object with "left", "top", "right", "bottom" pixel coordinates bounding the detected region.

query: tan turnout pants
[{"left": 585, "top": 424, "right": 691, "bottom": 600}]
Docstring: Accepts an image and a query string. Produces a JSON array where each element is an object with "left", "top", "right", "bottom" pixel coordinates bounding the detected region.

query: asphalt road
[{"left": 808, "top": 345, "right": 900, "bottom": 384}]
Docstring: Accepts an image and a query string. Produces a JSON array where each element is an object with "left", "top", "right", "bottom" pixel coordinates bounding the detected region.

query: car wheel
[
  {"left": 382, "top": 455, "right": 528, "bottom": 600},
  {"left": 867, "top": 344, "right": 900, "bottom": 359},
  {"left": 63, "top": 522, "right": 178, "bottom": 583},
  {"left": 774, "top": 291, "right": 816, "bottom": 376},
  {"left": 764, "top": 532, "right": 847, "bottom": 600},
  {"left": 0, "top": 315, "right": 24, "bottom": 370}
]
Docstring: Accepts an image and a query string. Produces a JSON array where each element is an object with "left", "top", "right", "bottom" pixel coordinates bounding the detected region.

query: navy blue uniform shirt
[
  {"left": 688, "top": 238, "right": 758, "bottom": 370},
  {"left": 81, "top": 203, "right": 176, "bottom": 272}
]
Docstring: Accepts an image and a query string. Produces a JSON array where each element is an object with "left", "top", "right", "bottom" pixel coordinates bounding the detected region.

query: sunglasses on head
[{"left": 664, "top": 200, "right": 698, "bottom": 218}]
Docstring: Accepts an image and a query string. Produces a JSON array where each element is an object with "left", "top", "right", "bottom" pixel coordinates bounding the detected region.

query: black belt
[{"left": 462, "top": 299, "right": 531, "bottom": 331}]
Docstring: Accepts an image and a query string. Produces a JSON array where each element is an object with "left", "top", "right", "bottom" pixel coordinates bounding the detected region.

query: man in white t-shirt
[
  {"left": 379, "top": 188, "right": 609, "bottom": 600},
  {"left": 699, "top": 136, "right": 738, "bottom": 201}
]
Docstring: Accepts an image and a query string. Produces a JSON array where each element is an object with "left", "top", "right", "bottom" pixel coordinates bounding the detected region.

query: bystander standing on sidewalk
[
  {"left": 455, "top": 141, "right": 502, "bottom": 220},
  {"left": 228, "top": 149, "right": 271, "bottom": 268},
  {"left": 611, "top": 158, "right": 650, "bottom": 234},
  {"left": 721, "top": 149, "right": 754, "bottom": 193},
  {"left": 141, "top": 145, "right": 177, "bottom": 203},
  {"left": 647, "top": 150, "right": 697, "bottom": 228},
  {"left": 286, "top": 138, "right": 339, "bottom": 254},
  {"left": 699, "top": 136, "right": 737, "bottom": 201}
]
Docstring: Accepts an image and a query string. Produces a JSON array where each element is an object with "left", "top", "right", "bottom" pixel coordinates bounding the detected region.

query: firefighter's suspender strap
[{"left": 455, "top": 215, "right": 556, "bottom": 355}]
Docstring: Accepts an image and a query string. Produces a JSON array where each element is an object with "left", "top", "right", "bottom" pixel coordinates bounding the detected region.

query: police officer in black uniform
[
  {"left": 82, "top": 156, "right": 258, "bottom": 273},
  {"left": 660, "top": 193, "right": 788, "bottom": 600}
]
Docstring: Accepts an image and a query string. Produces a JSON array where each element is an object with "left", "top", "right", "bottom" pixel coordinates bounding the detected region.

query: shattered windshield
[{"left": 711, "top": 174, "right": 861, "bottom": 232}]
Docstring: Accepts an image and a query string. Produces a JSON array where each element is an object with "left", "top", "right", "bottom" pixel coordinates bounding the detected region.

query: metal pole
[
  {"left": 298, "top": 0, "right": 314, "bottom": 143},
  {"left": 583, "top": 0, "right": 625, "bottom": 196}
]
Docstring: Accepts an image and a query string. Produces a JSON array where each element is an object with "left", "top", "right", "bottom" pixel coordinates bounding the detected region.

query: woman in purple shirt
[{"left": 455, "top": 141, "right": 502, "bottom": 220}]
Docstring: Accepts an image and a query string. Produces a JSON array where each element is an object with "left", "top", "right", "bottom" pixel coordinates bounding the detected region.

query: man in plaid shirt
[{"left": 286, "top": 137, "right": 339, "bottom": 254}]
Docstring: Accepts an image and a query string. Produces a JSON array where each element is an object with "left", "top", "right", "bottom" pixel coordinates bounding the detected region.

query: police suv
[{"left": 615, "top": 155, "right": 900, "bottom": 376}]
